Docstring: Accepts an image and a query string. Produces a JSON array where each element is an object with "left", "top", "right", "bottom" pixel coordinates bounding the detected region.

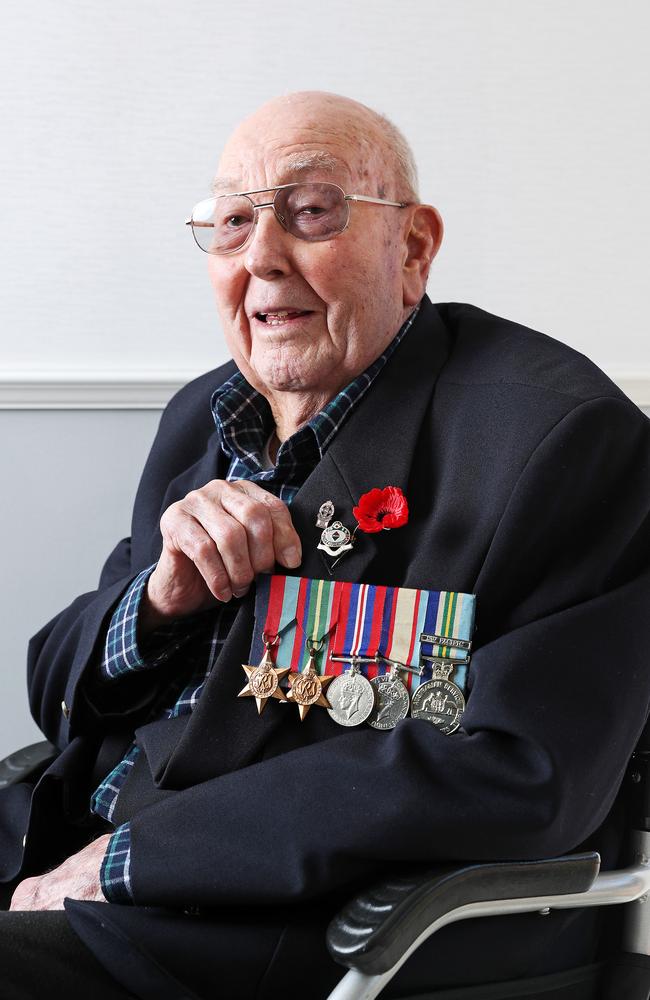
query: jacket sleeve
[
  {"left": 26, "top": 369, "right": 224, "bottom": 752},
  {"left": 27, "top": 537, "right": 140, "bottom": 750},
  {"left": 123, "top": 395, "right": 650, "bottom": 909}
]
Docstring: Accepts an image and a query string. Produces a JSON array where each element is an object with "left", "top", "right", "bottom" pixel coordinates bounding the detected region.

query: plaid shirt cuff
[
  {"left": 101, "top": 565, "right": 194, "bottom": 680},
  {"left": 90, "top": 743, "right": 141, "bottom": 822},
  {"left": 100, "top": 823, "right": 134, "bottom": 904}
]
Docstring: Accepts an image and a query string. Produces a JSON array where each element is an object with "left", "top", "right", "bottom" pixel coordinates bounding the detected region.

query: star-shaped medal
[
  {"left": 239, "top": 644, "right": 289, "bottom": 715},
  {"left": 286, "top": 642, "right": 334, "bottom": 721}
]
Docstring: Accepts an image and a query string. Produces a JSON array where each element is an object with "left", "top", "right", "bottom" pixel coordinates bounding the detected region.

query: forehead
[
  {"left": 215, "top": 108, "right": 385, "bottom": 192},
  {"left": 213, "top": 150, "right": 350, "bottom": 195}
]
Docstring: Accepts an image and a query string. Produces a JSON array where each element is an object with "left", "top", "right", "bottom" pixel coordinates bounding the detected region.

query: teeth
[{"left": 258, "top": 310, "right": 307, "bottom": 325}]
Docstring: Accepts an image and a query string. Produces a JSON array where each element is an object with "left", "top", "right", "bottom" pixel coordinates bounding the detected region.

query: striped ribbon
[{"left": 250, "top": 575, "right": 476, "bottom": 694}]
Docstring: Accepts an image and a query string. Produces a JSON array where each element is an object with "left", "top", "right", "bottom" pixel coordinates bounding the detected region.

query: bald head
[{"left": 214, "top": 91, "right": 419, "bottom": 203}]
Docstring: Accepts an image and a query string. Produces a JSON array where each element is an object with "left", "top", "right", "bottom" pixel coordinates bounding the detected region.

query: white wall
[
  {"left": 0, "top": 0, "right": 648, "bottom": 382},
  {"left": 1, "top": 0, "right": 649, "bottom": 757}
]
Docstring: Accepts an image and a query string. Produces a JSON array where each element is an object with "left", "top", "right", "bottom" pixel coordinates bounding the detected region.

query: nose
[{"left": 243, "top": 204, "right": 294, "bottom": 280}]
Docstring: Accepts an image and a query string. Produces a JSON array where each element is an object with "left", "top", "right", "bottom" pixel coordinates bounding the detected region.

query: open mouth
[{"left": 255, "top": 310, "right": 313, "bottom": 326}]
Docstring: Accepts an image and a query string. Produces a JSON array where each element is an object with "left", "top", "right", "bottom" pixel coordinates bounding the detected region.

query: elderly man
[{"left": 1, "top": 91, "right": 649, "bottom": 1000}]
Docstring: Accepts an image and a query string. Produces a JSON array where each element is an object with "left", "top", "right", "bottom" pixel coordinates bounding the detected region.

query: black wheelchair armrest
[
  {"left": 0, "top": 740, "right": 58, "bottom": 789},
  {"left": 326, "top": 852, "right": 601, "bottom": 976}
]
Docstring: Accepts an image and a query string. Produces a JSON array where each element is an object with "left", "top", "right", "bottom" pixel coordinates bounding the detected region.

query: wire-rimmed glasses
[{"left": 185, "top": 181, "right": 409, "bottom": 254}]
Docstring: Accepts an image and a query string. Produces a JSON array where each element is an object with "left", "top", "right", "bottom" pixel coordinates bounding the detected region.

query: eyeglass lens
[{"left": 190, "top": 183, "right": 350, "bottom": 254}]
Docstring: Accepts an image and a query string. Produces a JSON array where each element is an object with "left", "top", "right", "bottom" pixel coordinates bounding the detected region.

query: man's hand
[
  {"left": 9, "top": 834, "right": 111, "bottom": 911},
  {"left": 141, "top": 479, "right": 302, "bottom": 631}
]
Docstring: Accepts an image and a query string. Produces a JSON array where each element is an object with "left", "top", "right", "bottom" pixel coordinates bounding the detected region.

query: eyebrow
[{"left": 210, "top": 151, "right": 343, "bottom": 196}]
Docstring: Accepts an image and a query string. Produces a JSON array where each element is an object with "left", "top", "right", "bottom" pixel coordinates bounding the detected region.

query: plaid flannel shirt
[{"left": 98, "top": 305, "right": 419, "bottom": 903}]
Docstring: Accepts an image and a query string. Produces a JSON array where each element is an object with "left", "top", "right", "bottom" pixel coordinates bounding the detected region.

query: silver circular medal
[
  {"left": 327, "top": 671, "right": 375, "bottom": 727},
  {"left": 411, "top": 679, "right": 465, "bottom": 734},
  {"left": 367, "top": 674, "right": 410, "bottom": 730}
]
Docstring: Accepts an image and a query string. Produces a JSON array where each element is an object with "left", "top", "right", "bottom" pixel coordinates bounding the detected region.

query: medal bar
[
  {"left": 331, "top": 652, "right": 425, "bottom": 677},
  {"left": 420, "top": 632, "right": 472, "bottom": 652}
]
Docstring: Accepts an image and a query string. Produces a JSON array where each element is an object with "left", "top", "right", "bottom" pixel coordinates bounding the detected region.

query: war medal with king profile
[
  {"left": 327, "top": 657, "right": 375, "bottom": 727},
  {"left": 367, "top": 659, "right": 411, "bottom": 730}
]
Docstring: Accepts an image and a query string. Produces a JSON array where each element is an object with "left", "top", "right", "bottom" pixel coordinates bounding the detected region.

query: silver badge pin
[
  {"left": 317, "top": 520, "right": 354, "bottom": 557},
  {"left": 316, "top": 500, "right": 335, "bottom": 529}
]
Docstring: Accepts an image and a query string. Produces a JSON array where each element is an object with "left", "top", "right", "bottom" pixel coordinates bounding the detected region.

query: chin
[
  {"left": 260, "top": 367, "right": 312, "bottom": 392},
  {"left": 249, "top": 345, "right": 327, "bottom": 394}
]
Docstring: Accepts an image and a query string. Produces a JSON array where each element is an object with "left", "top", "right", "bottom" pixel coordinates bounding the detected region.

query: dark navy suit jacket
[{"left": 3, "top": 298, "right": 650, "bottom": 998}]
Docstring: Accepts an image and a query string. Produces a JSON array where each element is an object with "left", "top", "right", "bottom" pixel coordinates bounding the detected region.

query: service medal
[
  {"left": 327, "top": 660, "right": 375, "bottom": 728},
  {"left": 367, "top": 666, "right": 410, "bottom": 730},
  {"left": 238, "top": 635, "right": 289, "bottom": 715},
  {"left": 411, "top": 658, "right": 465, "bottom": 734}
]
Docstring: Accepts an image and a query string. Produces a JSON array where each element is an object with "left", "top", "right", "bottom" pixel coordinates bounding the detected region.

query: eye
[
  {"left": 296, "top": 204, "right": 327, "bottom": 216},
  {"left": 225, "top": 214, "right": 250, "bottom": 228}
]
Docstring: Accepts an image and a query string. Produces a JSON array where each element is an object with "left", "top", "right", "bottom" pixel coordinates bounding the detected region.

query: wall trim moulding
[
  {"left": 0, "top": 371, "right": 204, "bottom": 410},
  {"left": 0, "top": 370, "right": 649, "bottom": 410}
]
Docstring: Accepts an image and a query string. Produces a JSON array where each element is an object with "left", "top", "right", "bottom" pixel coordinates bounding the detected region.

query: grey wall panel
[{"left": 0, "top": 409, "right": 161, "bottom": 761}]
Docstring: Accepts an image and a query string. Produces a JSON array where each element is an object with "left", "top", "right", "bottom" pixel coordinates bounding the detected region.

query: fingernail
[
  {"left": 233, "top": 587, "right": 249, "bottom": 598},
  {"left": 282, "top": 546, "right": 301, "bottom": 568},
  {"left": 216, "top": 589, "right": 232, "bottom": 603}
]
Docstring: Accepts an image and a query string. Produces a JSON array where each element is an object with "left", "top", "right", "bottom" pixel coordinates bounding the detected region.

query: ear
[{"left": 401, "top": 205, "right": 444, "bottom": 307}]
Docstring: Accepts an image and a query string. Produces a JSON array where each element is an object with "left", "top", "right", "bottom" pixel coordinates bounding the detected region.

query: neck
[{"left": 266, "top": 388, "right": 333, "bottom": 444}]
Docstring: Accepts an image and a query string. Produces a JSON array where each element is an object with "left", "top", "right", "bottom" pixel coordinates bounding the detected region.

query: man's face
[{"left": 206, "top": 97, "right": 417, "bottom": 399}]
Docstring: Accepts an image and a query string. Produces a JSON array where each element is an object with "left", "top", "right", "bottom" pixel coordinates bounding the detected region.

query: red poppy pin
[{"left": 353, "top": 486, "right": 409, "bottom": 533}]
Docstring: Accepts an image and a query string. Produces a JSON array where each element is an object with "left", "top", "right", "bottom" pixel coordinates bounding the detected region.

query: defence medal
[
  {"left": 287, "top": 638, "right": 335, "bottom": 721},
  {"left": 410, "top": 657, "right": 466, "bottom": 734},
  {"left": 238, "top": 633, "right": 289, "bottom": 715},
  {"left": 327, "top": 656, "right": 375, "bottom": 728},
  {"left": 367, "top": 659, "right": 410, "bottom": 730}
]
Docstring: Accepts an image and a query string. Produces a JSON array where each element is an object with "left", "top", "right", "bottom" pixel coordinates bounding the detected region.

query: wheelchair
[{"left": 3, "top": 734, "right": 650, "bottom": 1000}]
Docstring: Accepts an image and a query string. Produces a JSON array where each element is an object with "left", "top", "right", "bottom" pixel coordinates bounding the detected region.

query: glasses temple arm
[{"left": 345, "top": 195, "right": 409, "bottom": 208}]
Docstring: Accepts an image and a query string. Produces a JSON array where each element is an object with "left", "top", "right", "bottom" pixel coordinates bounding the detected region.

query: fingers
[
  {"left": 171, "top": 499, "right": 255, "bottom": 598},
  {"left": 156, "top": 480, "right": 302, "bottom": 616},
  {"left": 221, "top": 482, "right": 302, "bottom": 571}
]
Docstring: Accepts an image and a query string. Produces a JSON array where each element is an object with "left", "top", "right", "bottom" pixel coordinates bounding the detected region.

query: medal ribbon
[
  {"left": 251, "top": 575, "right": 475, "bottom": 689},
  {"left": 253, "top": 575, "right": 344, "bottom": 675},
  {"left": 334, "top": 583, "right": 475, "bottom": 691}
]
